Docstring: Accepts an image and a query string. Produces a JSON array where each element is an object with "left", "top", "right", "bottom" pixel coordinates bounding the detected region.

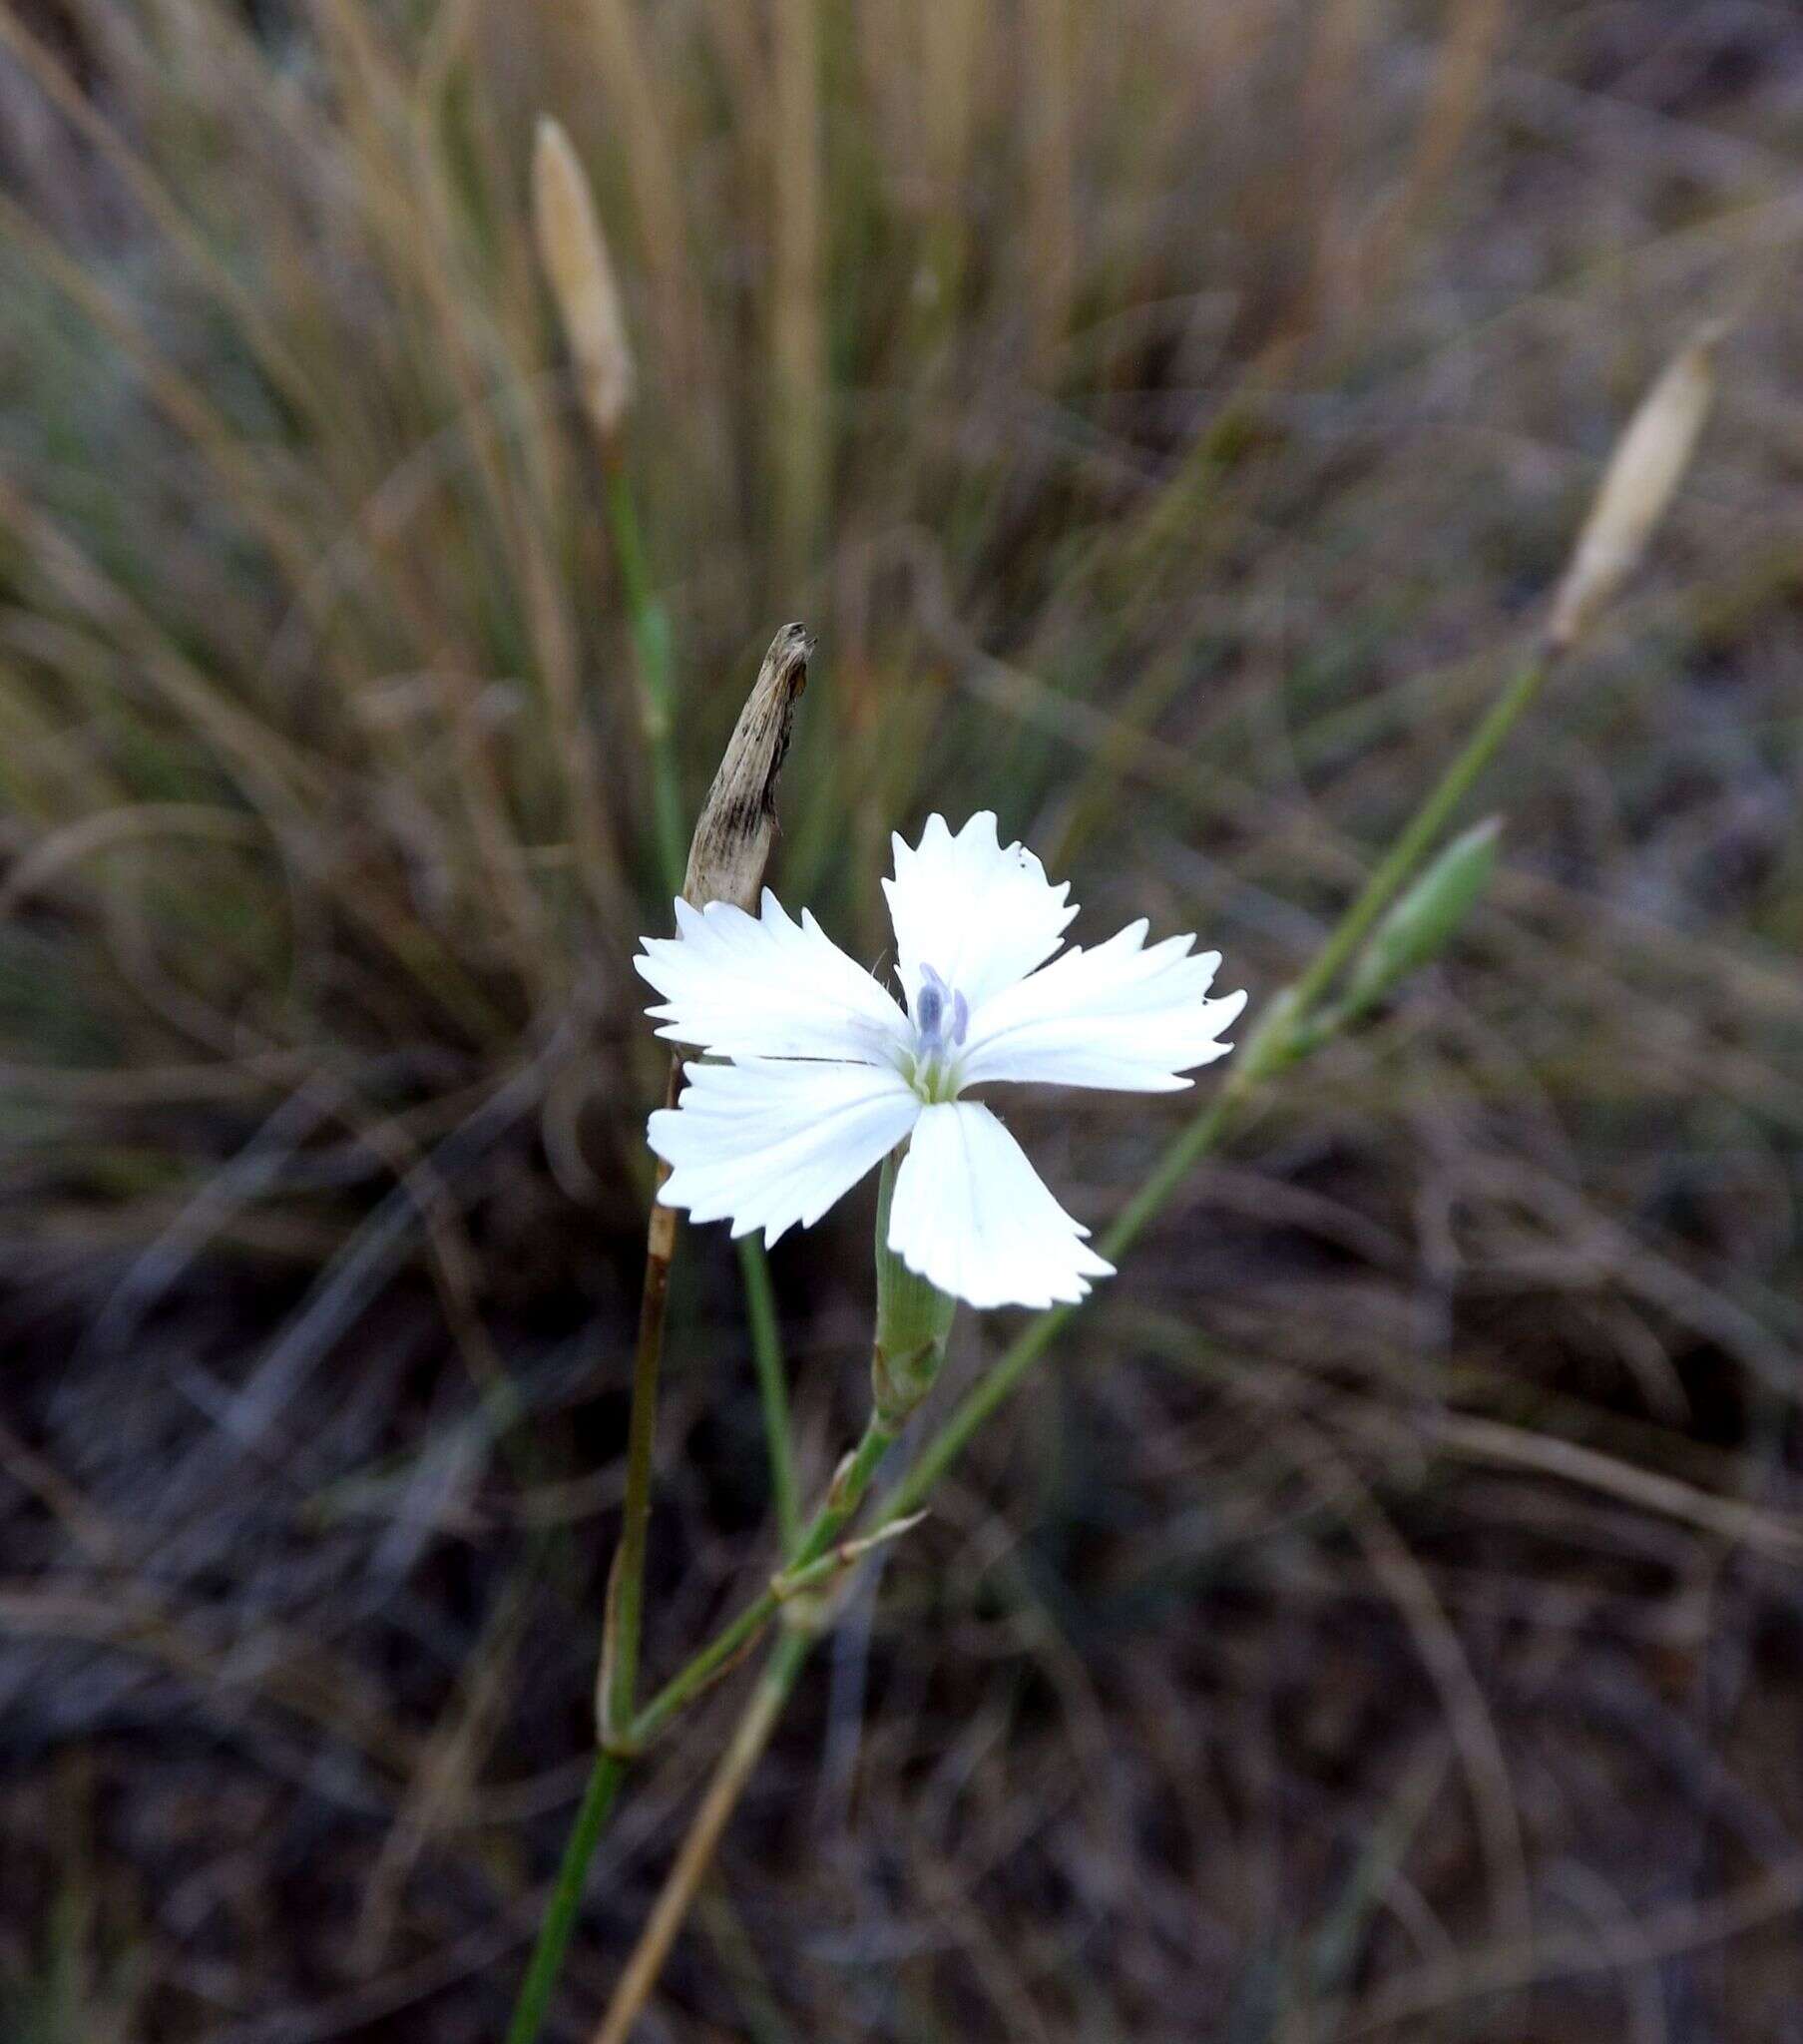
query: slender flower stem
[
  {"left": 737, "top": 1236, "right": 799, "bottom": 1554},
  {"left": 884, "top": 1097, "right": 1233, "bottom": 1530},
  {"left": 1278, "top": 649, "right": 1552, "bottom": 1025},
  {"left": 504, "top": 1753, "right": 627, "bottom": 2044},
  {"left": 604, "top": 464, "right": 688, "bottom": 894},
  {"left": 587, "top": 1162, "right": 952, "bottom": 2039}
]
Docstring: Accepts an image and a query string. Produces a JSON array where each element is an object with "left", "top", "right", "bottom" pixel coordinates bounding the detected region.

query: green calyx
[{"left": 870, "top": 1146, "right": 958, "bottom": 1424}]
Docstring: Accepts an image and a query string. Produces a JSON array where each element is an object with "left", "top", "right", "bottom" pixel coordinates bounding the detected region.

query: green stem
[
  {"left": 628, "top": 1153, "right": 951, "bottom": 1746},
  {"left": 737, "top": 1236, "right": 799, "bottom": 1555},
  {"left": 1282, "top": 651, "right": 1549, "bottom": 1023},
  {"left": 884, "top": 1094, "right": 1234, "bottom": 1528},
  {"left": 605, "top": 465, "right": 688, "bottom": 895},
  {"left": 503, "top": 1752, "right": 626, "bottom": 2044}
]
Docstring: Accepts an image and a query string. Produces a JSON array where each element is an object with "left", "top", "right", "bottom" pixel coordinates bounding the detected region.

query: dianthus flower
[{"left": 637, "top": 813, "right": 1244, "bottom": 1309}]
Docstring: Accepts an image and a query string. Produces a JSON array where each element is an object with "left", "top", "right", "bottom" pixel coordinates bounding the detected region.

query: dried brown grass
[{"left": 2, "top": 2, "right": 1803, "bottom": 2040}]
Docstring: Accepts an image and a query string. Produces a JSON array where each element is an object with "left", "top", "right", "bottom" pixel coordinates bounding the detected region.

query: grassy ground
[{"left": 3, "top": 1, "right": 1803, "bottom": 2038}]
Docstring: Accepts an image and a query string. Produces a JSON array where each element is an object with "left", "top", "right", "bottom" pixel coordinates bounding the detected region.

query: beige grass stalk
[
  {"left": 1023, "top": 0, "right": 1075, "bottom": 384},
  {"left": 1546, "top": 324, "right": 1722, "bottom": 654},
  {"left": 574, "top": 0, "right": 711, "bottom": 419},
  {"left": 770, "top": 0, "right": 827, "bottom": 587},
  {"left": 591, "top": 1627, "right": 811, "bottom": 2044}
]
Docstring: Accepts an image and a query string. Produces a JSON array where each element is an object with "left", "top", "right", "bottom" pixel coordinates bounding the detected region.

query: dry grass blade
[{"left": 681, "top": 624, "right": 813, "bottom": 910}]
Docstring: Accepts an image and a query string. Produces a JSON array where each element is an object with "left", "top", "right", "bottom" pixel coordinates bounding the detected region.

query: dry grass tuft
[{"left": 3, "top": 3, "right": 1803, "bottom": 2040}]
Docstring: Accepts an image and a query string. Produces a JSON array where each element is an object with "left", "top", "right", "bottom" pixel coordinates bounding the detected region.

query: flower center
[{"left": 909, "top": 963, "right": 969, "bottom": 1102}]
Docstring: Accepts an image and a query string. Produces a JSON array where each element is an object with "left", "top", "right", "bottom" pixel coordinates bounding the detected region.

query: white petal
[
  {"left": 887, "top": 1101, "right": 1113, "bottom": 1311},
  {"left": 882, "top": 812, "right": 1077, "bottom": 1016},
  {"left": 650, "top": 1058, "right": 920, "bottom": 1245},
  {"left": 958, "top": 921, "right": 1246, "bottom": 1093},
  {"left": 636, "top": 890, "right": 911, "bottom": 1065}
]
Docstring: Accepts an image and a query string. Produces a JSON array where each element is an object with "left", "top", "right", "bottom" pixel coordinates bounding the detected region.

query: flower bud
[
  {"left": 1546, "top": 325, "right": 1720, "bottom": 655},
  {"left": 1345, "top": 815, "right": 1501, "bottom": 1011},
  {"left": 533, "top": 115, "right": 636, "bottom": 446},
  {"left": 682, "top": 624, "right": 812, "bottom": 910}
]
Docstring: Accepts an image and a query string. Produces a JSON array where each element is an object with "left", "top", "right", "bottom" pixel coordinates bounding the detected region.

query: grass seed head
[
  {"left": 532, "top": 114, "right": 636, "bottom": 447},
  {"left": 1546, "top": 323, "right": 1721, "bottom": 654}
]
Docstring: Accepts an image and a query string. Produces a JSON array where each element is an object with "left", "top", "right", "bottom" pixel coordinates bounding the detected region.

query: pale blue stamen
[
  {"left": 911, "top": 964, "right": 970, "bottom": 1101},
  {"left": 917, "top": 970, "right": 945, "bottom": 1046},
  {"left": 916, "top": 963, "right": 970, "bottom": 1053}
]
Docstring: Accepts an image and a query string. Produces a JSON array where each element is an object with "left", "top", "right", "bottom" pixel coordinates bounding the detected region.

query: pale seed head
[
  {"left": 532, "top": 115, "right": 636, "bottom": 446},
  {"left": 1546, "top": 323, "right": 1721, "bottom": 655}
]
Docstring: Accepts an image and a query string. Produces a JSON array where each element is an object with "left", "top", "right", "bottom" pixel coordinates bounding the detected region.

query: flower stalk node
[
  {"left": 770, "top": 1511, "right": 932, "bottom": 1636},
  {"left": 824, "top": 1446, "right": 864, "bottom": 1514},
  {"left": 871, "top": 1335, "right": 946, "bottom": 1427}
]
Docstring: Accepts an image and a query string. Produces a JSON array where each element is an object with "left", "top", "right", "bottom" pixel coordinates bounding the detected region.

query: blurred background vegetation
[{"left": 3, "top": 1, "right": 1802, "bottom": 2038}]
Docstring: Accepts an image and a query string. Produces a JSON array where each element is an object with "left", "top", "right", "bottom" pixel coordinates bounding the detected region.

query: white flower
[{"left": 637, "top": 812, "right": 1246, "bottom": 1311}]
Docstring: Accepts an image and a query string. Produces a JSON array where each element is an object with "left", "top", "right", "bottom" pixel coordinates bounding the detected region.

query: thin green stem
[
  {"left": 884, "top": 1095, "right": 1235, "bottom": 1528},
  {"left": 1282, "top": 651, "right": 1550, "bottom": 1023},
  {"left": 605, "top": 465, "right": 688, "bottom": 894},
  {"left": 590, "top": 1153, "right": 957, "bottom": 2036},
  {"left": 503, "top": 1752, "right": 626, "bottom": 2044},
  {"left": 737, "top": 1236, "right": 800, "bottom": 1554}
]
